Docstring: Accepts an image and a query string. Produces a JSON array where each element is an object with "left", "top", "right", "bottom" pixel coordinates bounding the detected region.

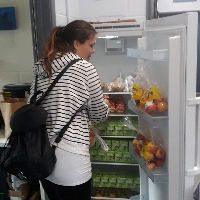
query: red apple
[
  {"left": 135, "top": 148, "right": 140, "bottom": 156},
  {"left": 145, "top": 103, "right": 157, "bottom": 114},
  {"left": 153, "top": 94, "right": 165, "bottom": 105},
  {"left": 137, "top": 140, "right": 145, "bottom": 151},
  {"left": 156, "top": 101, "right": 167, "bottom": 112},
  {"left": 148, "top": 143, "right": 158, "bottom": 154},
  {"left": 155, "top": 148, "right": 165, "bottom": 159},
  {"left": 155, "top": 159, "right": 163, "bottom": 168},
  {"left": 135, "top": 100, "right": 140, "bottom": 106},
  {"left": 132, "top": 139, "right": 139, "bottom": 148},
  {"left": 136, "top": 133, "right": 146, "bottom": 143},
  {"left": 146, "top": 162, "right": 156, "bottom": 171}
]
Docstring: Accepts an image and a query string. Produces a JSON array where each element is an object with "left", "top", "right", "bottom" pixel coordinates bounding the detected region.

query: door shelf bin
[
  {"left": 127, "top": 48, "right": 168, "bottom": 61},
  {"left": 129, "top": 145, "right": 168, "bottom": 183},
  {"left": 128, "top": 100, "right": 168, "bottom": 127}
]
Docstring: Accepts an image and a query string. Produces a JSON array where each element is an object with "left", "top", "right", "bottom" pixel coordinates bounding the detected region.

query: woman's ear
[{"left": 73, "top": 40, "right": 79, "bottom": 50}]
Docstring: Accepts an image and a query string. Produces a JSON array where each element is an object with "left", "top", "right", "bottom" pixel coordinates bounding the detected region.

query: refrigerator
[{"left": 89, "top": 11, "right": 199, "bottom": 200}]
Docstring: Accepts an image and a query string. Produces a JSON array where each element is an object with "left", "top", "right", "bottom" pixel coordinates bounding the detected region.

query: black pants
[{"left": 40, "top": 178, "right": 91, "bottom": 200}]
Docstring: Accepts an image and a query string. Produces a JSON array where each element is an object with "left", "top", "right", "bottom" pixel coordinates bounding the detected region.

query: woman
[{"left": 28, "top": 20, "right": 109, "bottom": 200}]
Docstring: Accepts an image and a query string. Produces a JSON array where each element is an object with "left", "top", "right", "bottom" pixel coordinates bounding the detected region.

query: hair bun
[{"left": 55, "top": 27, "right": 65, "bottom": 40}]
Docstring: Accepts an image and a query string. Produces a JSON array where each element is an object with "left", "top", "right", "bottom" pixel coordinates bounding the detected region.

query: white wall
[{"left": 0, "top": 0, "right": 34, "bottom": 91}]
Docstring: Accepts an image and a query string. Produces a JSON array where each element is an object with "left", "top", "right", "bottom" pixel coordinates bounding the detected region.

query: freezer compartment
[
  {"left": 128, "top": 100, "right": 168, "bottom": 127},
  {"left": 129, "top": 144, "right": 168, "bottom": 183}
]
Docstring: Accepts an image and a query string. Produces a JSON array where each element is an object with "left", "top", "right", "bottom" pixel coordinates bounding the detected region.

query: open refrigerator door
[{"left": 90, "top": 12, "right": 198, "bottom": 200}]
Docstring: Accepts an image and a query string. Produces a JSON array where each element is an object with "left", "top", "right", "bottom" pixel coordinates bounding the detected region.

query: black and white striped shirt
[{"left": 29, "top": 52, "right": 109, "bottom": 156}]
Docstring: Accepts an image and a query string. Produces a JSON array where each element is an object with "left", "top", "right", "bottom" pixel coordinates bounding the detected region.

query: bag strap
[
  {"left": 30, "top": 58, "right": 81, "bottom": 105},
  {"left": 53, "top": 103, "right": 86, "bottom": 146},
  {"left": 33, "top": 74, "right": 38, "bottom": 106}
]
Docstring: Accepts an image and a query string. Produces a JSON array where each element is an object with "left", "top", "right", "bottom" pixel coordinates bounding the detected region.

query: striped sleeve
[{"left": 86, "top": 64, "right": 109, "bottom": 124}]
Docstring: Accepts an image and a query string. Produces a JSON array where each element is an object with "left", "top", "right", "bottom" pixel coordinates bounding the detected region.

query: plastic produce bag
[
  {"left": 132, "top": 129, "right": 166, "bottom": 171},
  {"left": 131, "top": 63, "right": 167, "bottom": 115},
  {"left": 123, "top": 74, "right": 135, "bottom": 92},
  {"left": 106, "top": 73, "right": 125, "bottom": 92},
  {"left": 120, "top": 116, "right": 138, "bottom": 132},
  {"left": 90, "top": 122, "right": 108, "bottom": 151}
]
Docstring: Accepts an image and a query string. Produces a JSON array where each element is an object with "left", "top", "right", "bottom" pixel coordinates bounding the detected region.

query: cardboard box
[
  {"left": 107, "top": 151, "right": 115, "bottom": 162},
  {"left": 90, "top": 150, "right": 98, "bottom": 161},
  {"left": 104, "top": 139, "right": 112, "bottom": 151},
  {"left": 97, "top": 122, "right": 107, "bottom": 136},
  {"left": 100, "top": 176, "right": 109, "bottom": 187},
  {"left": 123, "top": 152, "right": 132, "bottom": 163},
  {"left": 93, "top": 176, "right": 101, "bottom": 187},
  {"left": 115, "top": 123, "right": 124, "bottom": 136},
  {"left": 125, "top": 178, "right": 134, "bottom": 189},
  {"left": 107, "top": 122, "right": 115, "bottom": 136},
  {"left": 112, "top": 140, "right": 120, "bottom": 151},
  {"left": 98, "top": 150, "right": 107, "bottom": 161},
  {"left": 116, "top": 177, "right": 126, "bottom": 188},
  {"left": 115, "top": 152, "right": 124, "bottom": 162},
  {"left": 119, "top": 140, "right": 129, "bottom": 152}
]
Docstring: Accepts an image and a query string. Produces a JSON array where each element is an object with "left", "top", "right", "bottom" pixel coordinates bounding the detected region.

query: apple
[
  {"left": 147, "top": 142, "right": 158, "bottom": 154},
  {"left": 135, "top": 100, "right": 140, "bottom": 106},
  {"left": 155, "top": 148, "right": 165, "bottom": 159},
  {"left": 153, "top": 94, "right": 165, "bottom": 105},
  {"left": 156, "top": 101, "right": 167, "bottom": 112},
  {"left": 145, "top": 102, "right": 156, "bottom": 114},
  {"left": 142, "top": 152, "right": 155, "bottom": 161},
  {"left": 155, "top": 159, "right": 163, "bottom": 168},
  {"left": 133, "top": 139, "right": 139, "bottom": 147},
  {"left": 95, "top": 194, "right": 103, "bottom": 197},
  {"left": 146, "top": 162, "right": 156, "bottom": 171},
  {"left": 135, "top": 148, "right": 140, "bottom": 156},
  {"left": 136, "top": 140, "right": 146, "bottom": 151},
  {"left": 110, "top": 194, "right": 116, "bottom": 198},
  {"left": 136, "top": 133, "right": 146, "bottom": 143}
]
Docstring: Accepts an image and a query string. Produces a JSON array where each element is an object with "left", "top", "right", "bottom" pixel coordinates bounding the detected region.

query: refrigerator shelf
[
  {"left": 91, "top": 162, "right": 138, "bottom": 166},
  {"left": 127, "top": 48, "right": 168, "bottom": 61},
  {"left": 103, "top": 92, "right": 132, "bottom": 95},
  {"left": 109, "top": 113, "right": 137, "bottom": 117},
  {"left": 129, "top": 145, "right": 168, "bottom": 183},
  {"left": 91, "top": 197, "right": 129, "bottom": 200},
  {"left": 128, "top": 100, "right": 168, "bottom": 127},
  {"left": 101, "top": 136, "right": 136, "bottom": 139}
]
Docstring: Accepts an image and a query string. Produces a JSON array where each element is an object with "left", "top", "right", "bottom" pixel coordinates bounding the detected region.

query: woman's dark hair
[{"left": 42, "top": 20, "right": 97, "bottom": 80}]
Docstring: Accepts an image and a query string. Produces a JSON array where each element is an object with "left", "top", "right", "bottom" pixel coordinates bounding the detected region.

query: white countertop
[{"left": 0, "top": 126, "right": 7, "bottom": 147}]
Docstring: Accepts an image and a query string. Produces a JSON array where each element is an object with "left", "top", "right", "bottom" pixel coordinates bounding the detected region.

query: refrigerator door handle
[{"left": 187, "top": 98, "right": 200, "bottom": 176}]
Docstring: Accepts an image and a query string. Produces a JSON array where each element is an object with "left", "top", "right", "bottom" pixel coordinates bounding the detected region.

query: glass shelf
[
  {"left": 129, "top": 145, "right": 168, "bottom": 184},
  {"left": 128, "top": 100, "right": 168, "bottom": 128},
  {"left": 109, "top": 112, "right": 137, "bottom": 117},
  {"left": 91, "top": 162, "right": 138, "bottom": 166},
  {"left": 130, "top": 195, "right": 149, "bottom": 200},
  {"left": 91, "top": 196, "right": 130, "bottom": 200},
  {"left": 103, "top": 92, "right": 132, "bottom": 95},
  {"left": 127, "top": 48, "right": 168, "bottom": 61},
  {"left": 101, "top": 136, "right": 136, "bottom": 139}
]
